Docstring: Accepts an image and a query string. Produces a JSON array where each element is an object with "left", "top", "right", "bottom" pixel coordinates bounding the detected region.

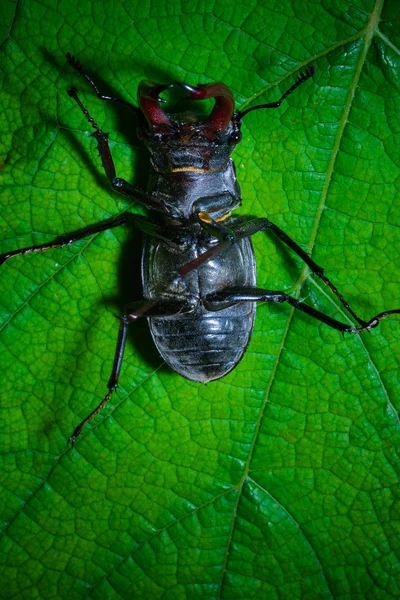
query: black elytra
[{"left": 1, "top": 54, "right": 399, "bottom": 445}]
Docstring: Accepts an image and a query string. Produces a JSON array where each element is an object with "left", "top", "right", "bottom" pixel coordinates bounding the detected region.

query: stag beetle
[{"left": 1, "top": 54, "right": 399, "bottom": 445}]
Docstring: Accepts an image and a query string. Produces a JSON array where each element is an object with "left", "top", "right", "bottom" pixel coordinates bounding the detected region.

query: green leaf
[{"left": 1, "top": 1, "right": 400, "bottom": 598}]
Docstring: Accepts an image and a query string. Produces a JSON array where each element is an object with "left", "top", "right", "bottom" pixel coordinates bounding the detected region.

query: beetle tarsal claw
[{"left": 67, "top": 435, "right": 77, "bottom": 447}]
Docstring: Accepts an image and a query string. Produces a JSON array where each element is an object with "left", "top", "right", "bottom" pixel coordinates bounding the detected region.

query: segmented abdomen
[
  {"left": 142, "top": 221, "right": 257, "bottom": 383},
  {"left": 149, "top": 301, "right": 255, "bottom": 382}
]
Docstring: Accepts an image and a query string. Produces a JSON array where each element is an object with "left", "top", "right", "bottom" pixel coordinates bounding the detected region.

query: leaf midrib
[
  {"left": 217, "top": 0, "right": 388, "bottom": 594},
  {"left": 1, "top": 2, "right": 394, "bottom": 596}
]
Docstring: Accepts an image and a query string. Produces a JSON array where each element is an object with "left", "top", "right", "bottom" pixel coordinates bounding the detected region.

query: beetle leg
[
  {"left": 203, "top": 287, "right": 400, "bottom": 333},
  {"left": 193, "top": 214, "right": 371, "bottom": 328},
  {"left": 174, "top": 213, "right": 236, "bottom": 279},
  {"left": 0, "top": 214, "right": 180, "bottom": 266},
  {"left": 66, "top": 53, "right": 140, "bottom": 114},
  {"left": 0, "top": 214, "right": 128, "bottom": 266},
  {"left": 229, "top": 217, "right": 371, "bottom": 327},
  {"left": 67, "top": 297, "right": 195, "bottom": 446},
  {"left": 67, "top": 87, "right": 168, "bottom": 213},
  {"left": 197, "top": 213, "right": 237, "bottom": 242},
  {"left": 196, "top": 215, "right": 399, "bottom": 329}
]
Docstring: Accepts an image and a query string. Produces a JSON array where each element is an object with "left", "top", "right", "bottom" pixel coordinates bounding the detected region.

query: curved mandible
[
  {"left": 177, "top": 81, "right": 235, "bottom": 137},
  {"left": 138, "top": 81, "right": 173, "bottom": 130}
]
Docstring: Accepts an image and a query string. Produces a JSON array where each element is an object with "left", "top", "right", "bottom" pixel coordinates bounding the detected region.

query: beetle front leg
[
  {"left": 67, "top": 297, "right": 196, "bottom": 446},
  {"left": 203, "top": 288, "right": 400, "bottom": 333},
  {"left": 67, "top": 87, "right": 168, "bottom": 213}
]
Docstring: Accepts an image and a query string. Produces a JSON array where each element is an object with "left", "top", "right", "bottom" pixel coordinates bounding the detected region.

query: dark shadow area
[
  {"left": 108, "top": 226, "right": 162, "bottom": 370},
  {"left": 41, "top": 48, "right": 167, "bottom": 371}
]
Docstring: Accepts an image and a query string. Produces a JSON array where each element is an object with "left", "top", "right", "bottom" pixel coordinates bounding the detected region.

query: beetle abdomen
[
  {"left": 142, "top": 222, "right": 257, "bottom": 383},
  {"left": 149, "top": 302, "right": 255, "bottom": 383}
]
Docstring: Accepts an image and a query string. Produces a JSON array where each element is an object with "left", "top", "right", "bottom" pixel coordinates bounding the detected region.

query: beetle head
[{"left": 137, "top": 80, "right": 242, "bottom": 172}]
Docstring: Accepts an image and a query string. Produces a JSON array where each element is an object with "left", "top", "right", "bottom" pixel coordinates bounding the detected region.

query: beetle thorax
[
  {"left": 143, "top": 120, "right": 240, "bottom": 172},
  {"left": 137, "top": 80, "right": 242, "bottom": 173}
]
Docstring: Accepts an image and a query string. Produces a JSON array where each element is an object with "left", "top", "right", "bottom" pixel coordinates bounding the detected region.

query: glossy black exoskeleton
[{"left": 1, "top": 54, "right": 399, "bottom": 444}]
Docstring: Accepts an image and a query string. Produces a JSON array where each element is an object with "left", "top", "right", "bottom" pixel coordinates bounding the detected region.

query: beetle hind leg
[
  {"left": 203, "top": 287, "right": 400, "bottom": 334},
  {"left": 67, "top": 297, "right": 196, "bottom": 446}
]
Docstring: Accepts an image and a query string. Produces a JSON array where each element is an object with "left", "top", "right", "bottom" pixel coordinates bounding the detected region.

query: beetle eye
[{"left": 230, "top": 131, "right": 242, "bottom": 144}]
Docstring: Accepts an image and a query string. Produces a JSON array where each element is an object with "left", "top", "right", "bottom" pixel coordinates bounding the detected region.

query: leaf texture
[{"left": 1, "top": 1, "right": 400, "bottom": 598}]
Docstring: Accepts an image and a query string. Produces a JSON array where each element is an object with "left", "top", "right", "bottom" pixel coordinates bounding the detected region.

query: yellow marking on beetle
[
  {"left": 199, "top": 211, "right": 231, "bottom": 223},
  {"left": 171, "top": 163, "right": 227, "bottom": 173},
  {"left": 172, "top": 167, "right": 209, "bottom": 173},
  {"left": 215, "top": 212, "right": 231, "bottom": 222},
  {"left": 198, "top": 211, "right": 213, "bottom": 223}
]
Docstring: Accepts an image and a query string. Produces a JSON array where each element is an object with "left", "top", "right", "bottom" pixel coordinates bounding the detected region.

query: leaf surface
[{"left": 1, "top": 1, "right": 400, "bottom": 598}]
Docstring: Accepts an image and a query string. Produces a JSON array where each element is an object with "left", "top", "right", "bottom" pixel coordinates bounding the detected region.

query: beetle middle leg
[
  {"left": 67, "top": 297, "right": 196, "bottom": 446},
  {"left": 191, "top": 213, "right": 400, "bottom": 329},
  {"left": 0, "top": 213, "right": 179, "bottom": 266}
]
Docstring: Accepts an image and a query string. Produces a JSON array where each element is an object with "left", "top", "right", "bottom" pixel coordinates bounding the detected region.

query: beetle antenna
[
  {"left": 66, "top": 52, "right": 141, "bottom": 115},
  {"left": 238, "top": 65, "right": 315, "bottom": 119}
]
